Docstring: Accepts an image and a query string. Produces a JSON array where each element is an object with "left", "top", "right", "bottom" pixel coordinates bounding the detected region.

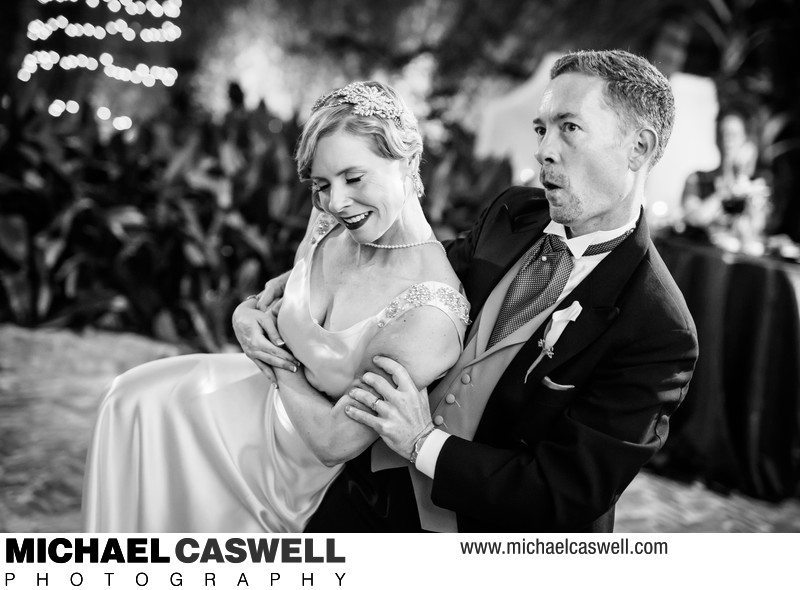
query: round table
[{"left": 654, "top": 235, "right": 800, "bottom": 501}]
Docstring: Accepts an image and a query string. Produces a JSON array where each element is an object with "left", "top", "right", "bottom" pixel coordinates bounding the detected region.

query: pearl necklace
[{"left": 362, "top": 239, "right": 446, "bottom": 253}]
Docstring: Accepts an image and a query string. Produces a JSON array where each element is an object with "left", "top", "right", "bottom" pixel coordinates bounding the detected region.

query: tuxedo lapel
[
  {"left": 464, "top": 194, "right": 551, "bottom": 322},
  {"left": 519, "top": 209, "right": 651, "bottom": 385}
]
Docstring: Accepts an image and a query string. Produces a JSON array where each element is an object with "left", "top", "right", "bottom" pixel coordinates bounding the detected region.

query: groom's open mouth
[
  {"left": 541, "top": 175, "right": 562, "bottom": 191},
  {"left": 341, "top": 211, "right": 371, "bottom": 230},
  {"left": 541, "top": 174, "right": 564, "bottom": 193}
]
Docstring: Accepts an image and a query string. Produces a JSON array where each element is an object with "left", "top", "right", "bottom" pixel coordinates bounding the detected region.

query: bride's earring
[
  {"left": 405, "top": 155, "right": 423, "bottom": 199},
  {"left": 412, "top": 171, "right": 424, "bottom": 198}
]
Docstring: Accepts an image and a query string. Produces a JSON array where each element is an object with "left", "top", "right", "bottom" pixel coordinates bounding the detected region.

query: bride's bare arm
[{"left": 275, "top": 305, "right": 462, "bottom": 466}]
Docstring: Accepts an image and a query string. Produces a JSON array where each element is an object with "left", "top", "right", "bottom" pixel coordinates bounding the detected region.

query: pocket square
[{"left": 541, "top": 376, "right": 575, "bottom": 391}]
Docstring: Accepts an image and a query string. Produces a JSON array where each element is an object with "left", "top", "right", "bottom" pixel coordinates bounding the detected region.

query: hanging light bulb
[
  {"left": 48, "top": 100, "right": 66, "bottom": 117},
  {"left": 112, "top": 116, "right": 132, "bottom": 131}
]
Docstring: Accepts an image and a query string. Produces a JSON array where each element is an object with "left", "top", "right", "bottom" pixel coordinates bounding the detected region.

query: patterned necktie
[{"left": 488, "top": 230, "right": 632, "bottom": 348}]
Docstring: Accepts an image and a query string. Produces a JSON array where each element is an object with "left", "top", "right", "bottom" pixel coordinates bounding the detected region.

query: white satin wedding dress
[{"left": 82, "top": 214, "right": 470, "bottom": 532}]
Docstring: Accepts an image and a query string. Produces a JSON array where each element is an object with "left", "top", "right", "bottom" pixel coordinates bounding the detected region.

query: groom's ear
[{"left": 628, "top": 128, "right": 657, "bottom": 172}]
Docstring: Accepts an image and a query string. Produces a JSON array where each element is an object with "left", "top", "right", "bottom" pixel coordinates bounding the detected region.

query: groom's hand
[{"left": 346, "top": 356, "right": 431, "bottom": 461}]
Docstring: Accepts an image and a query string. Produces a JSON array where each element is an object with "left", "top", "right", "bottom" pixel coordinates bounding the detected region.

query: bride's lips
[{"left": 341, "top": 211, "right": 371, "bottom": 230}]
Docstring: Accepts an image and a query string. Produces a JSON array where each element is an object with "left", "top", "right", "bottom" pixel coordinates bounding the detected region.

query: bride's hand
[
  {"left": 232, "top": 272, "right": 299, "bottom": 378},
  {"left": 253, "top": 271, "right": 290, "bottom": 314},
  {"left": 233, "top": 298, "right": 299, "bottom": 377}
]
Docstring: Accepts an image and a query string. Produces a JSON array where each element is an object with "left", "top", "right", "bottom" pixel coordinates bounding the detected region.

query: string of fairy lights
[{"left": 19, "top": 0, "right": 183, "bottom": 130}]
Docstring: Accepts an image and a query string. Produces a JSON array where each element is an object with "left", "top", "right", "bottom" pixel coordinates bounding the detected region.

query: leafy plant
[{"left": 0, "top": 87, "right": 310, "bottom": 351}]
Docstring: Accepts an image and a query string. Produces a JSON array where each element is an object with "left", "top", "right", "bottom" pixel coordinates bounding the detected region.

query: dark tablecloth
[{"left": 654, "top": 236, "right": 800, "bottom": 500}]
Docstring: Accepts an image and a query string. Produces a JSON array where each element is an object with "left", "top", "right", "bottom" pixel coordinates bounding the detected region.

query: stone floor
[{"left": 1, "top": 323, "right": 799, "bottom": 533}]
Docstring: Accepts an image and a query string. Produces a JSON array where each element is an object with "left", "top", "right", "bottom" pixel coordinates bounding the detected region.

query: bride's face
[{"left": 310, "top": 130, "right": 412, "bottom": 244}]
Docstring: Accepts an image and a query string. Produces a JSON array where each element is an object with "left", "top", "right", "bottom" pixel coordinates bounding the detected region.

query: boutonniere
[{"left": 524, "top": 301, "right": 583, "bottom": 383}]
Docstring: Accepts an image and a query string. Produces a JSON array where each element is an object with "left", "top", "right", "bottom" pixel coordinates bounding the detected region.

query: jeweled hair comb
[{"left": 311, "top": 82, "right": 406, "bottom": 128}]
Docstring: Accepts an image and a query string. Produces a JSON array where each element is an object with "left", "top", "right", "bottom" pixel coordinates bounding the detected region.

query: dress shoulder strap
[
  {"left": 377, "top": 281, "right": 471, "bottom": 346},
  {"left": 309, "top": 212, "right": 339, "bottom": 246}
]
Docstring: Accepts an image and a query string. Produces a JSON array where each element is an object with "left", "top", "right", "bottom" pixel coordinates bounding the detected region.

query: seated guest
[{"left": 682, "top": 111, "right": 759, "bottom": 231}]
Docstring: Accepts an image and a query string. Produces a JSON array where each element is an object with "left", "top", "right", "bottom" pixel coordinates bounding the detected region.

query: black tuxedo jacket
[{"left": 305, "top": 186, "right": 698, "bottom": 533}]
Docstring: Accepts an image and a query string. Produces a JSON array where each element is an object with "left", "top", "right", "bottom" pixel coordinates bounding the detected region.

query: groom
[{"left": 305, "top": 49, "right": 698, "bottom": 532}]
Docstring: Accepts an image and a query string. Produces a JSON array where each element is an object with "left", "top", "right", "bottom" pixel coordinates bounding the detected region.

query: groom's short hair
[{"left": 551, "top": 49, "right": 675, "bottom": 167}]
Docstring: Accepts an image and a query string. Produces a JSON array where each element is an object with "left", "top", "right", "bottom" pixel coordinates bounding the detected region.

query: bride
[{"left": 82, "top": 81, "right": 471, "bottom": 533}]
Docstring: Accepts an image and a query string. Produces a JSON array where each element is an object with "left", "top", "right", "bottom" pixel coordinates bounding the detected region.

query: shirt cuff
[{"left": 414, "top": 429, "right": 450, "bottom": 479}]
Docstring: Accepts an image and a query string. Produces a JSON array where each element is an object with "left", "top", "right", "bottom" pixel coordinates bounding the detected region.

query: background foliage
[{"left": 0, "top": 75, "right": 509, "bottom": 350}]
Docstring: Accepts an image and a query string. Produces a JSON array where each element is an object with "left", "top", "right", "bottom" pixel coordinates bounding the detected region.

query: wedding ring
[{"left": 371, "top": 398, "right": 381, "bottom": 411}]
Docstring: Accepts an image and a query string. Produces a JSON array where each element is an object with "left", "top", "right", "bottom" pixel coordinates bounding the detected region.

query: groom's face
[{"left": 534, "top": 72, "right": 639, "bottom": 237}]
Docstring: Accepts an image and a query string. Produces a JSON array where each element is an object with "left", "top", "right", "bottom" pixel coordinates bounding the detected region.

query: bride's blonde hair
[{"left": 295, "top": 81, "right": 424, "bottom": 208}]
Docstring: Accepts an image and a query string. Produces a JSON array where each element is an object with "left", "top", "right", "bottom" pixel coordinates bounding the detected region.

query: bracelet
[{"left": 409, "top": 423, "right": 435, "bottom": 465}]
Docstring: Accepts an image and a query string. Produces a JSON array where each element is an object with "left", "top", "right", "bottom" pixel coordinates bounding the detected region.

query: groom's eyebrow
[{"left": 533, "top": 112, "right": 580, "bottom": 126}]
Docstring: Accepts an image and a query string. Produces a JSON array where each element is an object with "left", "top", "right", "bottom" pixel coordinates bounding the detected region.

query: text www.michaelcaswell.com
[{"left": 460, "top": 538, "right": 668, "bottom": 556}]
